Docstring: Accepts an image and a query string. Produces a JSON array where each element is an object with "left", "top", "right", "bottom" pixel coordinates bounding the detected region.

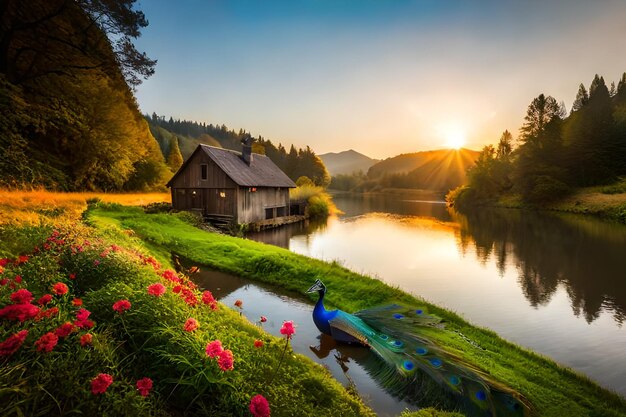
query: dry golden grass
[{"left": 0, "top": 189, "right": 170, "bottom": 225}]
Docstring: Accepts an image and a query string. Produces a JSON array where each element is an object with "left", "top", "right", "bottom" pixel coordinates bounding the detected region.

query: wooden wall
[
  {"left": 236, "top": 187, "right": 290, "bottom": 223},
  {"left": 169, "top": 149, "right": 237, "bottom": 189}
]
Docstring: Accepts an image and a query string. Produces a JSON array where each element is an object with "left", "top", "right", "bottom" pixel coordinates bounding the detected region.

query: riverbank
[
  {"left": 88, "top": 203, "right": 626, "bottom": 417},
  {"left": 447, "top": 180, "right": 626, "bottom": 224}
]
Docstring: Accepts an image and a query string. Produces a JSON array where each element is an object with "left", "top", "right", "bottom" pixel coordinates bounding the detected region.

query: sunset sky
[{"left": 135, "top": 0, "right": 626, "bottom": 159}]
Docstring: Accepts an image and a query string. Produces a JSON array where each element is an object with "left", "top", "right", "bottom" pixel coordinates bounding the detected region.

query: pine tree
[
  {"left": 571, "top": 84, "right": 589, "bottom": 113},
  {"left": 166, "top": 137, "right": 184, "bottom": 172}
]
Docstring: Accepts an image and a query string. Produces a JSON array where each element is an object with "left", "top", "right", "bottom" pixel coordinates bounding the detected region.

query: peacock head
[{"left": 306, "top": 279, "right": 326, "bottom": 295}]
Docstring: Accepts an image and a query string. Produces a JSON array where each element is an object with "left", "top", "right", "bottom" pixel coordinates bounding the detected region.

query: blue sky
[{"left": 134, "top": 0, "right": 626, "bottom": 158}]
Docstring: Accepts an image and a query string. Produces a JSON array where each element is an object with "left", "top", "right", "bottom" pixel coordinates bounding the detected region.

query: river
[{"left": 247, "top": 191, "right": 626, "bottom": 397}]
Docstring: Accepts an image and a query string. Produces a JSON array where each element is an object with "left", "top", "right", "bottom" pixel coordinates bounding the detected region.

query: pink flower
[
  {"left": 0, "top": 303, "right": 40, "bottom": 322},
  {"left": 76, "top": 308, "right": 91, "bottom": 321},
  {"left": 254, "top": 339, "right": 264, "bottom": 348},
  {"left": 37, "top": 294, "right": 53, "bottom": 305},
  {"left": 93, "top": 260, "right": 100, "bottom": 266},
  {"left": 52, "top": 282, "right": 68, "bottom": 296},
  {"left": 55, "top": 322, "right": 75, "bottom": 338},
  {"left": 35, "top": 332, "right": 58, "bottom": 353},
  {"left": 147, "top": 283, "right": 166, "bottom": 297},
  {"left": 0, "top": 330, "right": 28, "bottom": 357},
  {"left": 183, "top": 318, "right": 199, "bottom": 332},
  {"left": 91, "top": 373, "right": 113, "bottom": 395},
  {"left": 10, "top": 289, "right": 33, "bottom": 304},
  {"left": 217, "top": 349, "right": 234, "bottom": 371},
  {"left": 205, "top": 340, "right": 223, "bottom": 358},
  {"left": 280, "top": 321, "right": 296, "bottom": 339},
  {"left": 260, "top": 316, "right": 267, "bottom": 323},
  {"left": 136, "top": 377, "right": 153, "bottom": 397},
  {"left": 249, "top": 394, "right": 271, "bottom": 417},
  {"left": 80, "top": 333, "right": 93, "bottom": 347},
  {"left": 112, "top": 299, "right": 131, "bottom": 314}
]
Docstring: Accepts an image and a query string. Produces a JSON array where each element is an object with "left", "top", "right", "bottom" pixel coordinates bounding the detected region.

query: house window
[
  {"left": 200, "top": 164, "right": 208, "bottom": 180},
  {"left": 219, "top": 191, "right": 226, "bottom": 198},
  {"left": 276, "top": 206, "right": 286, "bottom": 217}
]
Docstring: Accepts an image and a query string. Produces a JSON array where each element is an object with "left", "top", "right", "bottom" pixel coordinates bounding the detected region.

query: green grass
[{"left": 87, "top": 204, "right": 626, "bottom": 417}]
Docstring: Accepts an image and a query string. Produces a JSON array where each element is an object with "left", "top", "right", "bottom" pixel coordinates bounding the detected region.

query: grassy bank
[
  {"left": 87, "top": 204, "right": 626, "bottom": 417},
  {"left": 447, "top": 179, "right": 626, "bottom": 224},
  {"left": 0, "top": 194, "right": 373, "bottom": 417}
]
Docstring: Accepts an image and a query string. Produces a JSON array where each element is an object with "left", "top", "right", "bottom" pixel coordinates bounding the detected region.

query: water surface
[{"left": 248, "top": 192, "right": 626, "bottom": 396}]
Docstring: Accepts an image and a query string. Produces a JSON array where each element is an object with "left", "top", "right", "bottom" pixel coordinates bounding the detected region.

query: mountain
[
  {"left": 319, "top": 150, "right": 379, "bottom": 176},
  {"left": 367, "top": 148, "right": 480, "bottom": 191}
]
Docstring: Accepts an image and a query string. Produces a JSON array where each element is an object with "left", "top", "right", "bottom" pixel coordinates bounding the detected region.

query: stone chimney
[{"left": 241, "top": 134, "right": 253, "bottom": 165}]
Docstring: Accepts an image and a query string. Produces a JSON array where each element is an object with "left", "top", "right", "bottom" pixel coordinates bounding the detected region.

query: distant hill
[
  {"left": 319, "top": 150, "right": 379, "bottom": 175},
  {"left": 368, "top": 148, "right": 480, "bottom": 191}
]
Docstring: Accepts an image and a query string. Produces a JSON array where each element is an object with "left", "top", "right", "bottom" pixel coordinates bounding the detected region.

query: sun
[{"left": 443, "top": 127, "right": 466, "bottom": 150}]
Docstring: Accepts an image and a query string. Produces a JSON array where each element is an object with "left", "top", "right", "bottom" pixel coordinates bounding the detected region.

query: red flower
[
  {"left": 75, "top": 319, "right": 94, "bottom": 329},
  {"left": 35, "top": 332, "right": 58, "bottom": 353},
  {"left": 147, "top": 283, "right": 166, "bottom": 297},
  {"left": 37, "top": 294, "right": 53, "bottom": 305},
  {"left": 91, "top": 373, "right": 113, "bottom": 395},
  {"left": 183, "top": 318, "right": 199, "bottom": 332},
  {"left": 181, "top": 289, "right": 198, "bottom": 306},
  {"left": 10, "top": 289, "right": 33, "bottom": 304},
  {"left": 136, "top": 377, "right": 153, "bottom": 397},
  {"left": 205, "top": 340, "right": 223, "bottom": 358},
  {"left": 0, "top": 303, "right": 40, "bottom": 322},
  {"left": 162, "top": 269, "right": 181, "bottom": 283},
  {"left": 72, "top": 298, "right": 83, "bottom": 306},
  {"left": 201, "top": 290, "right": 215, "bottom": 305},
  {"left": 172, "top": 285, "right": 182, "bottom": 294},
  {"left": 249, "top": 394, "right": 271, "bottom": 417},
  {"left": 76, "top": 308, "right": 91, "bottom": 321},
  {"left": 254, "top": 339, "right": 264, "bottom": 348},
  {"left": 217, "top": 349, "right": 234, "bottom": 371},
  {"left": 52, "top": 282, "right": 68, "bottom": 296},
  {"left": 234, "top": 299, "right": 243, "bottom": 308},
  {"left": 0, "top": 330, "right": 28, "bottom": 357},
  {"left": 93, "top": 260, "right": 100, "bottom": 266},
  {"left": 69, "top": 273, "right": 76, "bottom": 280},
  {"left": 0, "top": 258, "right": 8, "bottom": 267},
  {"left": 280, "top": 321, "right": 296, "bottom": 339},
  {"left": 112, "top": 299, "right": 131, "bottom": 314},
  {"left": 16, "top": 255, "right": 29, "bottom": 265},
  {"left": 14, "top": 275, "right": 22, "bottom": 283},
  {"left": 80, "top": 333, "right": 93, "bottom": 347},
  {"left": 260, "top": 316, "right": 267, "bottom": 323},
  {"left": 0, "top": 278, "right": 8, "bottom": 286},
  {"left": 36, "top": 306, "right": 59, "bottom": 321},
  {"left": 55, "top": 322, "right": 75, "bottom": 338}
]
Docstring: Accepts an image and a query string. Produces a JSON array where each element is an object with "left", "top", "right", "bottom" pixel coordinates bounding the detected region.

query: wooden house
[{"left": 166, "top": 142, "right": 296, "bottom": 224}]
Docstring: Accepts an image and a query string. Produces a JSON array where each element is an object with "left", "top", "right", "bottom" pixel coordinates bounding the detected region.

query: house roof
[{"left": 167, "top": 144, "right": 296, "bottom": 188}]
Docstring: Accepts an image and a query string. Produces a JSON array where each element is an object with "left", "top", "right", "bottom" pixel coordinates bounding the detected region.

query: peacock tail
[{"left": 307, "top": 280, "right": 531, "bottom": 417}]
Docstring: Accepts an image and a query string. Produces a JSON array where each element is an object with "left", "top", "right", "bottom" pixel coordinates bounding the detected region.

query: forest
[{"left": 452, "top": 74, "right": 626, "bottom": 206}]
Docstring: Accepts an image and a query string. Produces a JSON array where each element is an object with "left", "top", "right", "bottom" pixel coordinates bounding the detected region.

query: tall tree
[
  {"left": 571, "top": 83, "right": 589, "bottom": 112},
  {"left": 519, "top": 94, "right": 564, "bottom": 142},
  {"left": 0, "top": 0, "right": 156, "bottom": 88},
  {"left": 167, "top": 136, "right": 183, "bottom": 172},
  {"left": 496, "top": 130, "right": 514, "bottom": 160}
]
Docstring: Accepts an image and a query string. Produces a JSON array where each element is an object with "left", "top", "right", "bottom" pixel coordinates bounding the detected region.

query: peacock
[{"left": 306, "top": 279, "right": 531, "bottom": 417}]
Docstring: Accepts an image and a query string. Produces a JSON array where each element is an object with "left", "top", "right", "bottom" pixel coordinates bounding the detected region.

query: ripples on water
[{"left": 247, "top": 192, "right": 626, "bottom": 396}]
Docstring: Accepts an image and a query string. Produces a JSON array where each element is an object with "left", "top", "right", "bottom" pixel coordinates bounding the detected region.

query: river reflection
[{"left": 246, "top": 192, "right": 626, "bottom": 396}]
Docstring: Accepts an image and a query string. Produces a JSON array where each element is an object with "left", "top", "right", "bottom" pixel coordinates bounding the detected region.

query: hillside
[
  {"left": 319, "top": 150, "right": 378, "bottom": 175},
  {"left": 367, "top": 148, "right": 480, "bottom": 191}
]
